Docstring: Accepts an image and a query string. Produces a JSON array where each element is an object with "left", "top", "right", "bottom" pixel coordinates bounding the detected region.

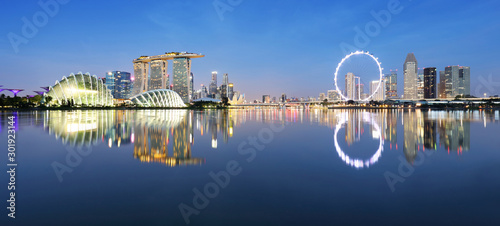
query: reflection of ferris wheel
[
  {"left": 334, "top": 51, "right": 384, "bottom": 101},
  {"left": 333, "top": 112, "right": 384, "bottom": 169}
]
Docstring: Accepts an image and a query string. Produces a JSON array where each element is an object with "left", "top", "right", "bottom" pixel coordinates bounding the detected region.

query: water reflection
[{"left": 22, "top": 108, "right": 499, "bottom": 168}]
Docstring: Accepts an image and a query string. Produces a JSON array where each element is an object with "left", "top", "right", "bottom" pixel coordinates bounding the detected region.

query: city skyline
[{"left": 1, "top": 1, "right": 500, "bottom": 100}]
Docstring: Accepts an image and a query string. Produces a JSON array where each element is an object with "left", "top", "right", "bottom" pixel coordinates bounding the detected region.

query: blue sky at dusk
[{"left": 1, "top": 0, "right": 499, "bottom": 100}]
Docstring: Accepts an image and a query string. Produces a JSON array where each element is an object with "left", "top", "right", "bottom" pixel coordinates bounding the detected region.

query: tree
[
  {"left": 221, "top": 97, "right": 230, "bottom": 107},
  {"left": 45, "top": 96, "right": 53, "bottom": 106}
]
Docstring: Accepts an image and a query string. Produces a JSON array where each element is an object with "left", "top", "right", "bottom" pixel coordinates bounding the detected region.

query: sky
[{"left": 1, "top": 0, "right": 500, "bottom": 100}]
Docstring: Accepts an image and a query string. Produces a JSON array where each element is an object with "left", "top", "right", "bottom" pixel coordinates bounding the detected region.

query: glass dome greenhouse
[{"left": 45, "top": 72, "right": 114, "bottom": 107}]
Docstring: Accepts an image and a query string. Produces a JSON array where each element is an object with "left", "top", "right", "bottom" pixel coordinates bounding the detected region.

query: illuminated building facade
[
  {"left": 45, "top": 72, "right": 114, "bottom": 107},
  {"left": 129, "top": 89, "right": 185, "bottom": 107},
  {"left": 106, "top": 71, "right": 132, "bottom": 99},
  {"left": 403, "top": 53, "right": 418, "bottom": 99},
  {"left": 172, "top": 58, "right": 191, "bottom": 103},
  {"left": 385, "top": 70, "right": 398, "bottom": 99},
  {"left": 424, "top": 67, "right": 437, "bottom": 99}
]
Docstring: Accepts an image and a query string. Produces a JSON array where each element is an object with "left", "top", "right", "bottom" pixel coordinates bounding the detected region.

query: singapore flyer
[{"left": 334, "top": 51, "right": 384, "bottom": 101}]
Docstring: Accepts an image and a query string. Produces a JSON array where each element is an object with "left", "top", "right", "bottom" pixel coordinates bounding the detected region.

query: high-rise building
[
  {"left": 459, "top": 66, "right": 470, "bottom": 97},
  {"left": 444, "top": 65, "right": 470, "bottom": 98},
  {"left": 355, "top": 83, "right": 364, "bottom": 100},
  {"left": 149, "top": 60, "right": 168, "bottom": 90},
  {"left": 223, "top": 73, "right": 228, "bottom": 86},
  {"left": 262, "top": 95, "right": 270, "bottom": 103},
  {"left": 172, "top": 58, "right": 191, "bottom": 103},
  {"left": 132, "top": 52, "right": 204, "bottom": 97},
  {"left": 403, "top": 53, "right": 418, "bottom": 99},
  {"left": 200, "top": 84, "right": 208, "bottom": 98},
  {"left": 345, "top": 72, "right": 357, "bottom": 100},
  {"left": 228, "top": 83, "right": 234, "bottom": 100},
  {"left": 190, "top": 72, "right": 194, "bottom": 100},
  {"left": 417, "top": 69, "right": 424, "bottom": 99},
  {"left": 438, "top": 71, "right": 446, "bottom": 98},
  {"left": 209, "top": 71, "right": 218, "bottom": 98},
  {"left": 220, "top": 84, "right": 227, "bottom": 98},
  {"left": 385, "top": 70, "right": 397, "bottom": 99},
  {"left": 424, "top": 67, "right": 437, "bottom": 99},
  {"left": 132, "top": 61, "right": 149, "bottom": 96},
  {"left": 370, "top": 80, "right": 385, "bottom": 101},
  {"left": 105, "top": 72, "right": 116, "bottom": 97},
  {"left": 281, "top": 93, "right": 287, "bottom": 103}
]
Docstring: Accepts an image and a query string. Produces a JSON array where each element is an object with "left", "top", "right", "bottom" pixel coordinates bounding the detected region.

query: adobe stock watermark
[
  {"left": 7, "top": 0, "right": 71, "bottom": 53},
  {"left": 51, "top": 145, "right": 93, "bottom": 182},
  {"left": 213, "top": 0, "right": 243, "bottom": 21},
  {"left": 339, "top": 0, "right": 404, "bottom": 55},
  {"left": 474, "top": 74, "right": 500, "bottom": 97},
  {"left": 178, "top": 122, "right": 285, "bottom": 224},
  {"left": 384, "top": 150, "right": 434, "bottom": 192}
]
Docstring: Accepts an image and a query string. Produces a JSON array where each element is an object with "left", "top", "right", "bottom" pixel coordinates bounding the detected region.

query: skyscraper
[
  {"left": 132, "top": 61, "right": 149, "bottom": 96},
  {"left": 459, "top": 66, "right": 470, "bottom": 97},
  {"left": 209, "top": 71, "right": 218, "bottom": 98},
  {"left": 444, "top": 65, "right": 470, "bottom": 98},
  {"left": 281, "top": 93, "right": 287, "bottom": 103},
  {"left": 262, "top": 95, "right": 270, "bottom": 103},
  {"left": 228, "top": 83, "right": 234, "bottom": 100},
  {"left": 190, "top": 72, "right": 194, "bottom": 100},
  {"left": 345, "top": 72, "right": 357, "bottom": 100},
  {"left": 223, "top": 73, "right": 228, "bottom": 86},
  {"left": 417, "top": 69, "right": 424, "bottom": 99},
  {"left": 172, "top": 58, "right": 191, "bottom": 103},
  {"left": 438, "top": 71, "right": 446, "bottom": 98},
  {"left": 403, "top": 53, "right": 418, "bottom": 99},
  {"left": 384, "top": 70, "right": 397, "bottom": 99},
  {"left": 370, "top": 80, "right": 385, "bottom": 101},
  {"left": 424, "top": 67, "right": 437, "bottom": 99},
  {"left": 149, "top": 60, "right": 168, "bottom": 90}
]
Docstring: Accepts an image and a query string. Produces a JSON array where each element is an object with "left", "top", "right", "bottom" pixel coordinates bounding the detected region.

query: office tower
[
  {"left": 424, "top": 67, "right": 437, "bottom": 99},
  {"left": 444, "top": 66, "right": 457, "bottom": 98},
  {"left": 384, "top": 70, "right": 397, "bottom": 99},
  {"left": 272, "top": 97, "right": 277, "bottom": 103},
  {"left": 444, "top": 66, "right": 470, "bottom": 98},
  {"left": 262, "top": 95, "right": 270, "bottom": 103},
  {"left": 114, "top": 71, "right": 132, "bottom": 99},
  {"left": 417, "top": 69, "right": 424, "bottom": 99},
  {"left": 403, "top": 53, "right": 418, "bottom": 99},
  {"left": 281, "top": 93, "right": 287, "bottom": 103},
  {"left": 220, "top": 84, "right": 227, "bottom": 98},
  {"left": 105, "top": 71, "right": 115, "bottom": 97},
  {"left": 345, "top": 72, "right": 357, "bottom": 100},
  {"left": 228, "top": 83, "right": 234, "bottom": 100},
  {"left": 438, "top": 71, "right": 446, "bottom": 98},
  {"left": 172, "top": 58, "right": 191, "bottom": 103},
  {"left": 190, "top": 72, "right": 194, "bottom": 99},
  {"left": 223, "top": 73, "right": 228, "bottom": 86},
  {"left": 355, "top": 83, "right": 364, "bottom": 100},
  {"left": 132, "top": 62, "right": 149, "bottom": 96},
  {"left": 459, "top": 66, "right": 470, "bottom": 97},
  {"left": 327, "top": 90, "right": 340, "bottom": 101},
  {"left": 200, "top": 84, "right": 208, "bottom": 98},
  {"left": 210, "top": 71, "right": 218, "bottom": 98},
  {"left": 370, "top": 80, "right": 385, "bottom": 101},
  {"left": 149, "top": 60, "right": 168, "bottom": 90}
]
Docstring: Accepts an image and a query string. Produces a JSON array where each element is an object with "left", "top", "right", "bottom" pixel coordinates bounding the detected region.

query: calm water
[{"left": 1, "top": 109, "right": 500, "bottom": 226}]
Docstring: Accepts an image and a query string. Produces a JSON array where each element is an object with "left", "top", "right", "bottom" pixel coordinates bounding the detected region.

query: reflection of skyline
[{"left": 16, "top": 108, "right": 500, "bottom": 167}]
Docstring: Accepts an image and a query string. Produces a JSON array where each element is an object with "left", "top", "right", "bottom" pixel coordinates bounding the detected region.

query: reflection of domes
[
  {"left": 130, "top": 89, "right": 185, "bottom": 107},
  {"left": 45, "top": 72, "right": 113, "bottom": 107}
]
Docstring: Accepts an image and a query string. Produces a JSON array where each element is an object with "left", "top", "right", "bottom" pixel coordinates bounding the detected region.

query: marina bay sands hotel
[{"left": 132, "top": 52, "right": 205, "bottom": 103}]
